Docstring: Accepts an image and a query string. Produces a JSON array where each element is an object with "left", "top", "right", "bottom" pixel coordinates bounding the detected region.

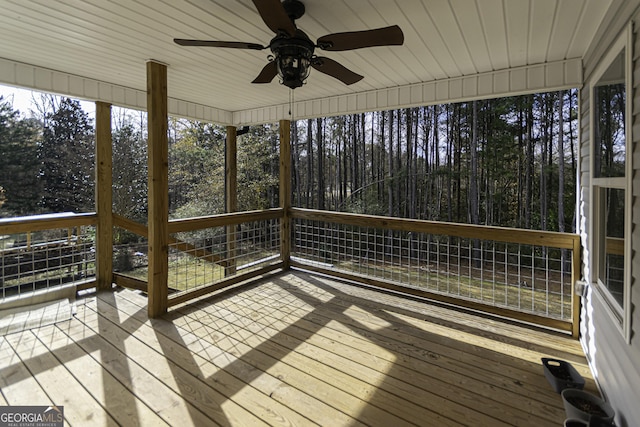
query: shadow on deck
[{"left": 0, "top": 270, "right": 596, "bottom": 426}]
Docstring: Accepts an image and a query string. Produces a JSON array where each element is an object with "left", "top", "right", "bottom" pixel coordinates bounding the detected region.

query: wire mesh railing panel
[
  {"left": 604, "top": 253, "right": 624, "bottom": 306},
  {"left": 112, "top": 227, "right": 149, "bottom": 280},
  {"left": 168, "top": 218, "right": 280, "bottom": 294},
  {"left": 1, "top": 226, "right": 95, "bottom": 300},
  {"left": 292, "top": 218, "right": 574, "bottom": 321}
]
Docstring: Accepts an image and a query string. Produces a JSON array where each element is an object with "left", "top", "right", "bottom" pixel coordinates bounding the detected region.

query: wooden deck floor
[{"left": 0, "top": 270, "right": 597, "bottom": 426}]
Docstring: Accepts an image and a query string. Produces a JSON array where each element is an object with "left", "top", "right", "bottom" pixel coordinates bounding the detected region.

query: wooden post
[
  {"left": 147, "top": 61, "right": 169, "bottom": 317},
  {"left": 279, "top": 120, "right": 291, "bottom": 269},
  {"left": 226, "top": 126, "right": 237, "bottom": 275},
  {"left": 95, "top": 101, "right": 113, "bottom": 291}
]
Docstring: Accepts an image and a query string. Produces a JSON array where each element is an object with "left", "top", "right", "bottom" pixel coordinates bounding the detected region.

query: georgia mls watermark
[{"left": 0, "top": 406, "right": 64, "bottom": 427}]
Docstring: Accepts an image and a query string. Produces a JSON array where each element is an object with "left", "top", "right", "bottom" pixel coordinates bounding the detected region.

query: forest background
[{"left": 0, "top": 89, "right": 579, "bottom": 236}]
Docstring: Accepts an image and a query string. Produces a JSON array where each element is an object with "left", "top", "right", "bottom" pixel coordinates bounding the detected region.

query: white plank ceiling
[{"left": 0, "top": 0, "right": 615, "bottom": 124}]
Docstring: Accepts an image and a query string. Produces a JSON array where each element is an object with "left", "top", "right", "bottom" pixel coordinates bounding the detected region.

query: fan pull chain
[{"left": 288, "top": 88, "right": 295, "bottom": 119}]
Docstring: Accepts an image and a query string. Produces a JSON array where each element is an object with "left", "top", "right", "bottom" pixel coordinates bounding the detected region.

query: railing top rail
[
  {"left": 168, "top": 208, "right": 283, "bottom": 234},
  {"left": 0, "top": 212, "right": 97, "bottom": 234},
  {"left": 290, "top": 208, "right": 579, "bottom": 249}
]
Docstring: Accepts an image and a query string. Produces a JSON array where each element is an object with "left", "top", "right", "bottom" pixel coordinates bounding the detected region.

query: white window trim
[{"left": 588, "top": 23, "right": 633, "bottom": 344}]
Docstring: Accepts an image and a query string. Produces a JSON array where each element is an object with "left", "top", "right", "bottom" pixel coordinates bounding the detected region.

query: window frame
[{"left": 589, "top": 23, "right": 633, "bottom": 343}]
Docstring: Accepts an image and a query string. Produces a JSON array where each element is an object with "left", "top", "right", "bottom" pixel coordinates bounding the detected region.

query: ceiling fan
[{"left": 174, "top": 0, "right": 404, "bottom": 89}]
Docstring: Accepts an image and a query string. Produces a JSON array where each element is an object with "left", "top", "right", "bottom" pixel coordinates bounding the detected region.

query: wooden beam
[
  {"left": 226, "top": 126, "right": 237, "bottom": 275},
  {"left": 147, "top": 61, "right": 169, "bottom": 318},
  {"left": 113, "top": 213, "right": 148, "bottom": 238},
  {"left": 113, "top": 272, "right": 148, "bottom": 293},
  {"left": 279, "top": 120, "right": 291, "bottom": 269},
  {"left": 95, "top": 101, "right": 113, "bottom": 291}
]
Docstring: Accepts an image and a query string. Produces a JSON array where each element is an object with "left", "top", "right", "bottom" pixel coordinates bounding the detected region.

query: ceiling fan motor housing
[{"left": 282, "top": 0, "right": 305, "bottom": 21}]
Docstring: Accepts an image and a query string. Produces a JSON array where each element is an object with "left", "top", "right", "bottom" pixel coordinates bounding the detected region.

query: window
[{"left": 590, "top": 25, "right": 632, "bottom": 342}]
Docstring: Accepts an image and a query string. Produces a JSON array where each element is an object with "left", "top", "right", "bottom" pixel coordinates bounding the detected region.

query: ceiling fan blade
[
  {"left": 252, "top": 61, "right": 278, "bottom": 84},
  {"left": 252, "top": 0, "right": 297, "bottom": 37},
  {"left": 311, "top": 57, "right": 363, "bottom": 85},
  {"left": 174, "top": 39, "right": 265, "bottom": 50},
  {"left": 317, "top": 25, "right": 404, "bottom": 51}
]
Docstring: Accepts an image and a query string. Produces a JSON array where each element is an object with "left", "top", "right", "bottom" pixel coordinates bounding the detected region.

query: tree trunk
[
  {"left": 306, "top": 119, "right": 313, "bottom": 208},
  {"left": 316, "top": 118, "right": 325, "bottom": 210},
  {"left": 292, "top": 121, "right": 301, "bottom": 206},
  {"left": 525, "top": 95, "right": 534, "bottom": 229},
  {"left": 388, "top": 110, "right": 394, "bottom": 218},
  {"left": 558, "top": 91, "right": 565, "bottom": 233},
  {"left": 470, "top": 101, "right": 479, "bottom": 226}
]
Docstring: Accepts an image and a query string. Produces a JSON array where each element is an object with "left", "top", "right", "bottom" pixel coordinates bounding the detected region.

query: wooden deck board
[
  {"left": 281, "top": 275, "right": 589, "bottom": 364},
  {"left": 40, "top": 321, "right": 169, "bottom": 427},
  {"left": 242, "top": 284, "right": 564, "bottom": 406},
  {"left": 74, "top": 301, "right": 266, "bottom": 427},
  {"left": 205, "top": 286, "right": 565, "bottom": 424},
  {"left": 112, "top": 291, "right": 374, "bottom": 426},
  {"left": 0, "top": 336, "right": 54, "bottom": 406},
  {"left": 0, "top": 270, "right": 596, "bottom": 426},
  {"left": 4, "top": 328, "right": 119, "bottom": 427},
  {"left": 91, "top": 292, "right": 317, "bottom": 427},
  {"left": 172, "top": 302, "right": 444, "bottom": 426},
  {"left": 273, "top": 275, "right": 594, "bottom": 379},
  {"left": 63, "top": 304, "right": 219, "bottom": 427},
  {"left": 179, "top": 292, "right": 498, "bottom": 425}
]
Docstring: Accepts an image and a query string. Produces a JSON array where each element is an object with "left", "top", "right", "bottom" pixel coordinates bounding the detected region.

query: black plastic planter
[
  {"left": 561, "top": 389, "right": 615, "bottom": 424},
  {"left": 542, "top": 357, "right": 585, "bottom": 393},
  {"left": 564, "top": 420, "right": 588, "bottom": 427},
  {"left": 564, "top": 419, "right": 615, "bottom": 427}
]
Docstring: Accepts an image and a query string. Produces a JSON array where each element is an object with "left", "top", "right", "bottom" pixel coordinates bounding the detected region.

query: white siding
[
  {"left": 0, "top": 0, "right": 612, "bottom": 119},
  {"left": 0, "top": 58, "right": 233, "bottom": 125},
  {"left": 579, "top": 1, "right": 640, "bottom": 425},
  {"left": 233, "top": 59, "right": 583, "bottom": 125}
]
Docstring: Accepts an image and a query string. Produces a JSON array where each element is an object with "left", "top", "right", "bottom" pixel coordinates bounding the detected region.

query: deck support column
[
  {"left": 95, "top": 101, "right": 113, "bottom": 291},
  {"left": 279, "top": 120, "right": 291, "bottom": 269},
  {"left": 147, "top": 61, "right": 169, "bottom": 318},
  {"left": 226, "top": 126, "right": 237, "bottom": 275}
]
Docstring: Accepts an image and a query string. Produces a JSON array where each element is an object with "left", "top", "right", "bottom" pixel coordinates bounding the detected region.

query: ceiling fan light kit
[
  {"left": 270, "top": 32, "right": 315, "bottom": 89},
  {"left": 174, "top": 0, "right": 404, "bottom": 90}
]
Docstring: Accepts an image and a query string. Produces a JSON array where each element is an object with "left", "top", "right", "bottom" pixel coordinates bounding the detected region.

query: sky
[{"left": 0, "top": 83, "right": 95, "bottom": 118}]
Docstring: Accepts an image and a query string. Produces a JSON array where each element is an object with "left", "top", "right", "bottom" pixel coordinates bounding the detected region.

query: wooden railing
[
  {"left": 0, "top": 213, "right": 98, "bottom": 301},
  {"left": 2, "top": 208, "right": 581, "bottom": 336},
  {"left": 167, "top": 209, "right": 283, "bottom": 306},
  {"left": 289, "top": 208, "right": 581, "bottom": 336},
  {"left": 112, "top": 209, "right": 284, "bottom": 306}
]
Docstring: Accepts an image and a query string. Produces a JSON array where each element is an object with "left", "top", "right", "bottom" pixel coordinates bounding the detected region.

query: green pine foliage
[
  {"left": 39, "top": 98, "right": 95, "bottom": 213},
  {"left": 237, "top": 124, "right": 279, "bottom": 211},
  {"left": 169, "top": 119, "right": 226, "bottom": 219},
  {"left": 291, "top": 90, "right": 581, "bottom": 232},
  {"left": 0, "top": 96, "right": 41, "bottom": 216},
  {"left": 112, "top": 119, "right": 148, "bottom": 223},
  {"left": 0, "top": 88, "right": 590, "bottom": 235}
]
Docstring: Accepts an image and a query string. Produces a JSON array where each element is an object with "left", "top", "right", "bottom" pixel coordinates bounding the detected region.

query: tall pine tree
[
  {"left": 39, "top": 98, "right": 95, "bottom": 213},
  {"left": 0, "top": 97, "right": 41, "bottom": 216}
]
